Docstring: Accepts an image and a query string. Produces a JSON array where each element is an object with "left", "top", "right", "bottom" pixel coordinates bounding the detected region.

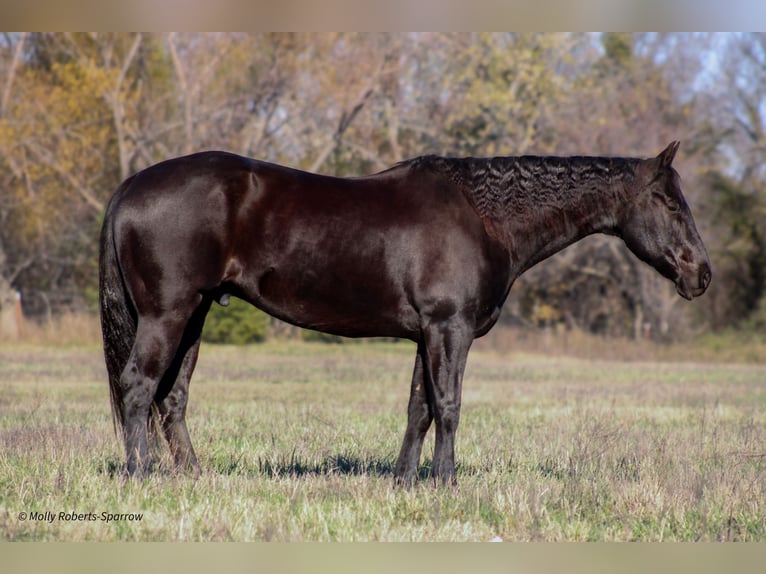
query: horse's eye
[{"left": 652, "top": 192, "right": 680, "bottom": 212}]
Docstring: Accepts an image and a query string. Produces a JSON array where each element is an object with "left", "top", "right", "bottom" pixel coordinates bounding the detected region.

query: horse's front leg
[
  {"left": 421, "top": 318, "right": 473, "bottom": 487},
  {"left": 394, "top": 344, "right": 432, "bottom": 485}
]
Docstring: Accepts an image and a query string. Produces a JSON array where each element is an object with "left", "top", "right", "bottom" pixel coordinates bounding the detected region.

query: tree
[
  {"left": 698, "top": 33, "right": 766, "bottom": 329},
  {"left": 506, "top": 33, "right": 713, "bottom": 340},
  {"left": 0, "top": 33, "right": 123, "bottom": 316},
  {"left": 0, "top": 32, "right": 758, "bottom": 343}
]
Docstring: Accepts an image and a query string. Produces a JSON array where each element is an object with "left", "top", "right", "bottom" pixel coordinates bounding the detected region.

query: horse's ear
[{"left": 656, "top": 141, "right": 680, "bottom": 169}]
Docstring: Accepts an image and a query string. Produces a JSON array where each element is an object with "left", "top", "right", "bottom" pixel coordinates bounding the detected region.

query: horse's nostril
[{"left": 700, "top": 264, "right": 712, "bottom": 289}]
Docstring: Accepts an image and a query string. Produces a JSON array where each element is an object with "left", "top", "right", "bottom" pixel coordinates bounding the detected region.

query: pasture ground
[{"left": 1, "top": 339, "right": 765, "bottom": 541}]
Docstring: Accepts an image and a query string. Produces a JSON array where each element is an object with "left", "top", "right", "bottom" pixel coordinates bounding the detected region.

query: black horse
[{"left": 99, "top": 141, "right": 711, "bottom": 484}]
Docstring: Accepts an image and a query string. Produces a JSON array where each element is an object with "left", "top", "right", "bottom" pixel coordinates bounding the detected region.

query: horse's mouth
[
  {"left": 674, "top": 259, "right": 712, "bottom": 301},
  {"left": 676, "top": 281, "right": 708, "bottom": 301}
]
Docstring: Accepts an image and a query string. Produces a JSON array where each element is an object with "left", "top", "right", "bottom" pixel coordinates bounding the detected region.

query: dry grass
[
  {"left": 1, "top": 340, "right": 765, "bottom": 541},
  {"left": 476, "top": 324, "right": 766, "bottom": 364},
  {"left": 2, "top": 312, "right": 101, "bottom": 347},
  {"left": 5, "top": 310, "right": 766, "bottom": 364}
]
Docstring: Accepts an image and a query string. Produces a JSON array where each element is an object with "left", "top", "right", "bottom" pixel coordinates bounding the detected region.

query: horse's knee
[
  {"left": 413, "top": 407, "right": 432, "bottom": 433},
  {"left": 435, "top": 402, "right": 460, "bottom": 434}
]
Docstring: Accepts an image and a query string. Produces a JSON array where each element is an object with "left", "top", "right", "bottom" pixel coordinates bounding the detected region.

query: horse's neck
[
  {"left": 453, "top": 156, "right": 636, "bottom": 274},
  {"left": 509, "top": 191, "right": 619, "bottom": 274}
]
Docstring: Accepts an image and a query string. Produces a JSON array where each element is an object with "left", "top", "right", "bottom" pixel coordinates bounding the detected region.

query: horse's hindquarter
[{"left": 233, "top": 163, "right": 510, "bottom": 339}]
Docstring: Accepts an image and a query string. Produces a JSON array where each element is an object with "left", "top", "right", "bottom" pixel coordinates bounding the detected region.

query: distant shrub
[
  {"left": 202, "top": 297, "right": 269, "bottom": 344},
  {"left": 302, "top": 329, "right": 347, "bottom": 344}
]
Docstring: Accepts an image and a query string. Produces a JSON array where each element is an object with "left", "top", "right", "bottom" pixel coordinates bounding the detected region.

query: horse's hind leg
[
  {"left": 120, "top": 304, "right": 199, "bottom": 477},
  {"left": 156, "top": 338, "right": 202, "bottom": 476},
  {"left": 155, "top": 301, "right": 210, "bottom": 476}
]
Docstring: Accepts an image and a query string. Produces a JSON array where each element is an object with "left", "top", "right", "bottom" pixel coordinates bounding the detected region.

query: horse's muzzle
[{"left": 676, "top": 260, "right": 712, "bottom": 300}]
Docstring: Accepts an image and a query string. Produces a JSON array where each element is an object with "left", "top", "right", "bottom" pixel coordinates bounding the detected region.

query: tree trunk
[
  {"left": 0, "top": 236, "right": 23, "bottom": 340},
  {"left": 633, "top": 301, "right": 644, "bottom": 341},
  {"left": 0, "top": 276, "right": 21, "bottom": 340}
]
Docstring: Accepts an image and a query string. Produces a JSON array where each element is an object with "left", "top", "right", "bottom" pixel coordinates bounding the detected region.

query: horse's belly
[{"left": 237, "top": 261, "right": 420, "bottom": 339}]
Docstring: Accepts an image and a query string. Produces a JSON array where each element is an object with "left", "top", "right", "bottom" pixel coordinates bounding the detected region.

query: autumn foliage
[{"left": 1, "top": 33, "right": 765, "bottom": 341}]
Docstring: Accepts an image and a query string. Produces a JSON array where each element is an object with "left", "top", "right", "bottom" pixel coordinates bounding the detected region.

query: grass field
[{"left": 1, "top": 339, "right": 766, "bottom": 541}]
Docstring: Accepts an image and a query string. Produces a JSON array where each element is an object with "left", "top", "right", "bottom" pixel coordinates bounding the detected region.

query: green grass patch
[{"left": 1, "top": 341, "right": 765, "bottom": 541}]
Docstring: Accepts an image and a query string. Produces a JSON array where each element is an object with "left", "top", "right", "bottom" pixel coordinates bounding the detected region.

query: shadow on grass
[
  {"left": 96, "top": 453, "right": 436, "bottom": 480},
  {"left": 100, "top": 452, "right": 524, "bottom": 482},
  {"left": 208, "top": 451, "right": 436, "bottom": 481},
  {"left": 96, "top": 457, "right": 192, "bottom": 479}
]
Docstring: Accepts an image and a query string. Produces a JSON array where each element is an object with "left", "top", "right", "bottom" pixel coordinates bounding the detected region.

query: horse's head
[{"left": 619, "top": 141, "right": 711, "bottom": 300}]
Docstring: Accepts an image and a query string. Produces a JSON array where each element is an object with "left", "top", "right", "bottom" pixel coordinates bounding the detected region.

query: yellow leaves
[
  {"left": 441, "top": 34, "right": 570, "bottom": 155},
  {"left": 44, "top": 61, "right": 114, "bottom": 123},
  {"left": 0, "top": 53, "right": 123, "bottom": 249},
  {"left": 534, "top": 302, "right": 561, "bottom": 325},
  {"left": 0, "top": 118, "right": 14, "bottom": 147}
]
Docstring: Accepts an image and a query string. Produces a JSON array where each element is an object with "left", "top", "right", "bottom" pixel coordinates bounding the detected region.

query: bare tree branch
[
  {"left": 167, "top": 33, "right": 194, "bottom": 155},
  {"left": 309, "top": 86, "right": 375, "bottom": 173},
  {"left": 1, "top": 32, "right": 27, "bottom": 119},
  {"left": 22, "top": 141, "right": 104, "bottom": 213},
  {"left": 99, "top": 32, "right": 143, "bottom": 180}
]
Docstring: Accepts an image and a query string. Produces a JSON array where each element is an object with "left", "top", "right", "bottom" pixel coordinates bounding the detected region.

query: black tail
[{"left": 99, "top": 177, "right": 137, "bottom": 438}]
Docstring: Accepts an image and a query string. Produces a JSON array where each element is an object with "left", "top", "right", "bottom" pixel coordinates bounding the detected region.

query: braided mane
[{"left": 401, "top": 154, "right": 641, "bottom": 222}]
